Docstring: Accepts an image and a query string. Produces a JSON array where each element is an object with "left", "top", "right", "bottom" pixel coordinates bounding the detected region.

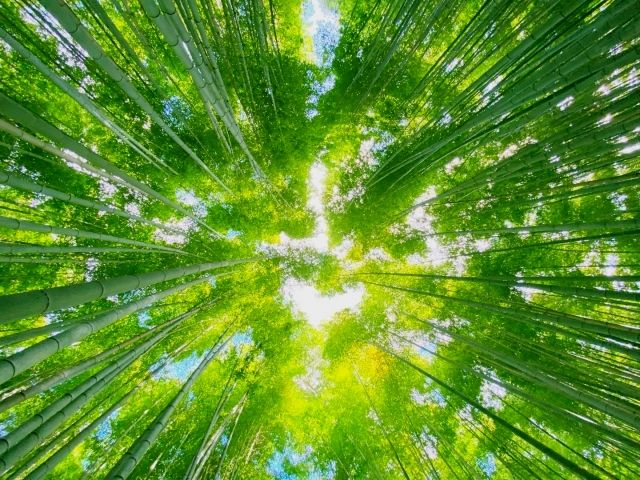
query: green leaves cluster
[{"left": 0, "top": 0, "right": 638, "bottom": 478}]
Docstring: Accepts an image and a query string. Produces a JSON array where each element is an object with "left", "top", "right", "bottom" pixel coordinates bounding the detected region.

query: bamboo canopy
[{"left": 0, "top": 0, "right": 638, "bottom": 478}]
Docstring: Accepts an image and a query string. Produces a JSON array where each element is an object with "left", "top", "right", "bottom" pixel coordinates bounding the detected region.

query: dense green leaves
[{"left": 0, "top": 0, "right": 638, "bottom": 478}]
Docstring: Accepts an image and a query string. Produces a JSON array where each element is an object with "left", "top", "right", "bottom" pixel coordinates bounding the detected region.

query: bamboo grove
[{"left": 0, "top": 0, "right": 638, "bottom": 478}]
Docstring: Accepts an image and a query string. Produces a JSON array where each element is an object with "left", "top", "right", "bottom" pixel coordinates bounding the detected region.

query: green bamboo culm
[{"left": 0, "top": 259, "right": 252, "bottom": 323}]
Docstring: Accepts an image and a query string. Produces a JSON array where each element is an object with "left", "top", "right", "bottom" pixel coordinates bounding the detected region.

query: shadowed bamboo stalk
[
  {"left": 0, "top": 94, "right": 221, "bottom": 237},
  {"left": 0, "top": 301, "right": 214, "bottom": 413},
  {"left": 0, "top": 25, "right": 176, "bottom": 175},
  {"left": 0, "top": 170, "right": 191, "bottom": 236},
  {"left": 105, "top": 332, "right": 233, "bottom": 479},
  {"left": 36, "top": 0, "right": 232, "bottom": 193},
  {"left": 0, "top": 304, "right": 195, "bottom": 463},
  {"left": 0, "top": 321, "right": 221, "bottom": 476},
  {"left": 0, "top": 277, "right": 211, "bottom": 386},
  {"left": 384, "top": 347, "right": 600, "bottom": 479},
  {"left": 0, "top": 215, "right": 186, "bottom": 255}
]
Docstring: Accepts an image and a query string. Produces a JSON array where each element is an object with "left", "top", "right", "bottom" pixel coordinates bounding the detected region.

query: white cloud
[{"left": 281, "top": 277, "right": 364, "bottom": 328}]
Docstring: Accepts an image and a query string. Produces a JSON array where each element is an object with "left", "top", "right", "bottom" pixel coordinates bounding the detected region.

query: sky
[
  {"left": 277, "top": 160, "right": 364, "bottom": 328},
  {"left": 281, "top": 277, "right": 364, "bottom": 328},
  {"left": 302, "top": 0, "right": 340, "bottom": 68}
]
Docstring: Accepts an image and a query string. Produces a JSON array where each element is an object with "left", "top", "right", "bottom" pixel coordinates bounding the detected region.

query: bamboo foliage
[
  {"left": 0, "top": 0, "right": 638, "bottom": 478},
  {"left": 0, "top": 169, "right": 187, "bottom": 235},
  {"left": 386, "top": 347, "right": 600, "bottom": 480}
]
